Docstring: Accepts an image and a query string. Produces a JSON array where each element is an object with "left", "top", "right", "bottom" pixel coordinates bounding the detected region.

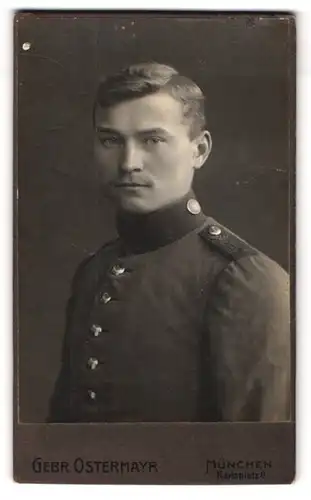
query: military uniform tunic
[{"left": 48, "top": 194, "right": 290, "bottom": 423}]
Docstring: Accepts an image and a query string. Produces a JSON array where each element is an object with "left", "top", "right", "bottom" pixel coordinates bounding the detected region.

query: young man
[{"left": 48, "top": 63, "right": 290, "bottom": 423}]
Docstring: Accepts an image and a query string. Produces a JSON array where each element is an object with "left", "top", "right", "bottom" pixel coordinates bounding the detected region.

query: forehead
[{"left": 94, "top": 92, "right": 188, "bottom": 134}]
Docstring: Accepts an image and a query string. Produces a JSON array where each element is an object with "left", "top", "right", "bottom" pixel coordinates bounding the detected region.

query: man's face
[{"left": 94, "top": 91, "right": 210, "bottom": 213}]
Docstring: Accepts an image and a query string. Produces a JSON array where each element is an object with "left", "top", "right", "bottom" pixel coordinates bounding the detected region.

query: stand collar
[{"left": 116, "top": 191, "right": 207, "bottom": 254}]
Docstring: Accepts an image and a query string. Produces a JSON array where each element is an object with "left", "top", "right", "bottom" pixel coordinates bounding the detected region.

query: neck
[{"left": 116, "top": 191, "right": 207, "bottom": 254}]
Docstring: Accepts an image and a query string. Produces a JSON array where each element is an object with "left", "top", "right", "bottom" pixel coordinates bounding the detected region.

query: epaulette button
[{"left": 208, "top": 225, "right": 222, "bottom": 236}]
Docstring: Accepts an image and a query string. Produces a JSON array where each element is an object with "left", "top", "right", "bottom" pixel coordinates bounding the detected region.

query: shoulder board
[{"left": 199, "top": 219, "right": 258, "bottom": 261}]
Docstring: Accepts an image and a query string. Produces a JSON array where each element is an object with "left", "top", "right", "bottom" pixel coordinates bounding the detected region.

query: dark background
[{"left": 16, "top": 13, "right": 294, "bottom": 422}]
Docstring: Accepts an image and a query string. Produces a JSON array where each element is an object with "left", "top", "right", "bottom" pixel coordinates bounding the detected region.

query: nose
[{"left": 119, "top": 141, "right": 143, "bottom": 173}]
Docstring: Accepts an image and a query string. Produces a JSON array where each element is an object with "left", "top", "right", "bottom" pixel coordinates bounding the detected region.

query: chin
[{"left": 117, "top": 196, "right": 154, "bottom": 214}]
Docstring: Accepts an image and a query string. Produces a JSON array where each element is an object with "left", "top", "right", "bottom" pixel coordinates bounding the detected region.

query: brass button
[
  {"left": 208, "top": 225, "right": 222, "bottom": 236},
  {"left": 111, "top": 264, "right": 125, "bottom": 276},
  {"left": 88, "top": 389, "right": 96, "bottom": 400},
  {"left": 87, "top": 357, "right": 99, "bottom": 370},
  {"left": 90, "top": 324, "right": 102, "bottom": 337},
  {"left": 187, "top": 199, "right": 201, "bottom": 215},
  {"left": 100, "top": 292, "right": 111, "bottom": 304}
]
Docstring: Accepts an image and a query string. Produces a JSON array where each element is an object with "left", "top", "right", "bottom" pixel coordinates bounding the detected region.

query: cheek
[
  {"left": 151, "top": 144, "right": 193, "bottom": 181},
  {"left": 94, "top": 142, "right": 119, "bottom": 180},
  {"left": 162, "top": 140, "right": 193, "bottom": 164}
]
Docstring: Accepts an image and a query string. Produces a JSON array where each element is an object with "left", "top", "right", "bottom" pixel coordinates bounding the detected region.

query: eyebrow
[
  {"left": 95, "top": 126, "right": 172, "bottom": 137},
  {"left": 137, "top": 128, "right": 171, "bottom": 137},
  {"left": 95, "top": 127, "right": 122, "bottom": 135}
]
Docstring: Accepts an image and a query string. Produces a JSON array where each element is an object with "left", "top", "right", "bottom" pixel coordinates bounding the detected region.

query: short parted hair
[{"left": 93, "top": 62, "right": 206, "bottom": 139}]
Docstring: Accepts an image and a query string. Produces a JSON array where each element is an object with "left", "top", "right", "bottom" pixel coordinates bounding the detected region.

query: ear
[{"left": 192, "top": 130, "right": 212, "bottom": 170}]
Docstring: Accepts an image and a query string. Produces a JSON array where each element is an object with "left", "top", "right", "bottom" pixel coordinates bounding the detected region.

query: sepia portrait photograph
[{"left": 14, "top": 11, "right": 295, "bottom": 484}]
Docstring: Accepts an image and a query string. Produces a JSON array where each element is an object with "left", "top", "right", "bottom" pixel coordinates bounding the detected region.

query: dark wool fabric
[{"left": 48, "top": 195, "right": 290, "bottom": 423}]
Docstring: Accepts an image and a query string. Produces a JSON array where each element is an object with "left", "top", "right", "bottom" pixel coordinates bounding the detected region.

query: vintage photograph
[{"left": 15, "top": 11, "right": 295, "bottom": 483}]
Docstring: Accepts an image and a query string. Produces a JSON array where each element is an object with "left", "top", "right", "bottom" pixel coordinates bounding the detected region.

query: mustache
[{"left": 111, "top": 177, "right": 153, "bottom": 187}]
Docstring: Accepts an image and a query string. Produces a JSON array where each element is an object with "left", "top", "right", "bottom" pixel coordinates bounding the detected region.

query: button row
[{"left": 86, "top": 262, "right": 126, "bottom": 404}]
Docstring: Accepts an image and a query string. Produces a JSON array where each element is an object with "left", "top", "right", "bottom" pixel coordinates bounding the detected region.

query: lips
[{"left": 114, "top": 182, "right": 150, "bottom": 188}]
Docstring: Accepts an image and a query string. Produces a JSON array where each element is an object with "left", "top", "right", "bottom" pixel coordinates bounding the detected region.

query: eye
[
  {"left": 98, "top": 135, "right": 123, "bottom": 148},
  {"left": 143, "top": 136, "right": 166, "bottom": 146}
]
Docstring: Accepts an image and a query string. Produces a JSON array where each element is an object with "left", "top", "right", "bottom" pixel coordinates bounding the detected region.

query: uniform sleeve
[{"left": 203, "top": 253, "right": 291, "bottom": 422}]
